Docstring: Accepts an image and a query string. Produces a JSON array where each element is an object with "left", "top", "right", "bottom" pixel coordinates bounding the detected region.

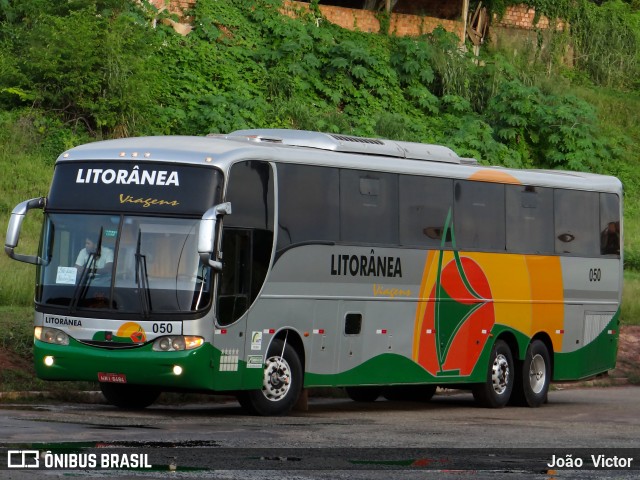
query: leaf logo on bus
[
  {"left": 92, "top": 322, "right": 147, "bottom": 344},
  {"left": 117, "top": 322, "right": 147, "bottom": 343},
  {"left": 417, "top": 254, "right": 495, "bottom": 376}
]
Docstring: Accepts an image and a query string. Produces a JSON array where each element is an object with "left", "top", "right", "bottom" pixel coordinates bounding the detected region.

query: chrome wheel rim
[
  {"left": 529, "top": 353, "right": 546, "bottom": 394},
  {"left": 262, "top": 355, "right": 291, "bottom": 402},
  {"left": 491, "top": 353, "right": 510, "bottom": 395}
]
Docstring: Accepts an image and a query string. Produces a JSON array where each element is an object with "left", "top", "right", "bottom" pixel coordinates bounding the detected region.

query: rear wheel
[
  {"left": 472, "top": 339, "right": 514, "bottom": 408},
  {"left": 512, "top": 340, "right": 551, "bottom": 407},
  {"left": 100, "top": 383, "right": 161, "bottom": 409},
  {"left": 237, "top": 339, "right": 302, "bottom": 416}
]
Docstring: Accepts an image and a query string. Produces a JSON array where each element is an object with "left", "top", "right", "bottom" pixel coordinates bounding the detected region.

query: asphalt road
[{"left": 1, "top": 386, "right": 639, "bottom": 479}]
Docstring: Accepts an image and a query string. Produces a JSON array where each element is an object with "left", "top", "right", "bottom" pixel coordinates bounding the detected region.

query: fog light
[
  {"left": 44, "top": 356, "right": 55, "bottom": 367},
  {"left": 173, "top": 365, "right": 183, "bottom": 376}
]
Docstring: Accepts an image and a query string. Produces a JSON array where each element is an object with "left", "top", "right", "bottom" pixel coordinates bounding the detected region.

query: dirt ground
[
  {"left": 1, "top": 326, "right": 638, "bottom": 388},
  {"left": 608, "top": 325, "right": 640, "bottom": 384},
  {"left": 0, "top": 348, "right": 32, "bottom": 374}
]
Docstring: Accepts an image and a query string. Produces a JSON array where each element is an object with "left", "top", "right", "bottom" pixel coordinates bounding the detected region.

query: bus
[{"left": 5, "top": 129, "right": 622, "bottom": 415}]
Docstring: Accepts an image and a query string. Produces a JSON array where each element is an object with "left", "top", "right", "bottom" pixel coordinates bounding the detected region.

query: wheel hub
[
  {"left": 528, "top": 353, "right": 546, "bottom": 394},
  {"left": 491, "top": 353, "right": 510, "bottom": 395},
  {"left": 262, "top": 355, "right": 291, "bottom": 402}
]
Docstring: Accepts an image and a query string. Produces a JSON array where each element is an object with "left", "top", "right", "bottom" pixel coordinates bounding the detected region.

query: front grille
[{"left": 80, "top": 340, "right": 146, "bottom": 350}]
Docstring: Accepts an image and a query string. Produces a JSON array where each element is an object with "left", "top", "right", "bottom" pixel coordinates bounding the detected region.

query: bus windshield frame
[{"left": 36, "top": 212, "right": 214, "bottom": 318}]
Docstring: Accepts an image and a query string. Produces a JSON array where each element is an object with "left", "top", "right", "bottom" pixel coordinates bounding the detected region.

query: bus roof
[{"left": 57, "top": 130, "right": 622, "bottom": 194}]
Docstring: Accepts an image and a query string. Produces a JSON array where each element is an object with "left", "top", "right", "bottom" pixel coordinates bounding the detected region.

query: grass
[
  {"left": 622, "top": 270, "right": 640, "bottom": 326},
  {"left": 0, "top": 115, "right": 52, "bottom": 307},
  {"left": 0, "top": 306, "right": 96, "bottom": 396},
  {"left": 0, "top": 306, "right": 34, "bottom": 358}
]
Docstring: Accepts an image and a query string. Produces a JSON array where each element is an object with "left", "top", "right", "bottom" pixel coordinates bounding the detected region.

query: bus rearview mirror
[
  {"left": 5, "top": 197, "right": 46, "bottom": 265},
  {"left": 198, "top": 202, "right": 232, "bottom": 271}
]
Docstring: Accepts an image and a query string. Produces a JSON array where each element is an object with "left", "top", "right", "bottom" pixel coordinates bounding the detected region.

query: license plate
[{"left": 98, "top": 372, "right": 127, "bottom": 384}]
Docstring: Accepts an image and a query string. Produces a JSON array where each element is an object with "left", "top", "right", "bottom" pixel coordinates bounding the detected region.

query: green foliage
[
  {"left": 570, "top": 0, "right": 640, "bottom": 89},
  {"left": 626, "top": 251, "right": 640, "bottom": 271},
  {"left": 0, "top": 307, "right": 34, "bottom": 360},
  {"left": 0, "top": 0, "right": 162, "bottom": 136},
  {"left": 622, "top": 271, "right": 640, "bottom": 326},
  {"left": 486, "top": 80, "right": 611, "bottom": 171},
  {"left": 487, "top": 0, "right": 640, "bottom": 89}
]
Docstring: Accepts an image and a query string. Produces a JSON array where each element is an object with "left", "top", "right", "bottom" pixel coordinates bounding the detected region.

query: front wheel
[
  {"left": 472, "top": 339, "right": 514, "bottom": 408},
  {"left": 237, "top": 339, "right": 302, "bottom": 416},
  {"left": 100, "top": 383, "right": 161, "bottom": 409}
]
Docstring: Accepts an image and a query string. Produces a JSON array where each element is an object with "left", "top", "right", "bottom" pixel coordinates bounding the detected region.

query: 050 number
[
  {"left": 589, "top": 268, "right": 602, "bottom": 282},
  {"left": 152, "top": 323, "right": 173, "bottom": 334}
]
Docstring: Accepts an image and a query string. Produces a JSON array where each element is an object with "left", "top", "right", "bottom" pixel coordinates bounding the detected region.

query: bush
[
  {"left": 625, "top": 250, "right": 640, "bottom": 272},
  {"left": 0, "top": 0, "right": 162, "bottom": 136}
]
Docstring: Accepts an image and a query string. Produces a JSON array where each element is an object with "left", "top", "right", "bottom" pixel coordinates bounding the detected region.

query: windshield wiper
[
  {"left": 69, "top": 251, "right": 96, "bottom": 314},
  {"left": 135, "top": 230, "right": 152, "bottom": 319},
  {"left": 69, "top": 227, "right": 104, "bottom": 313}
]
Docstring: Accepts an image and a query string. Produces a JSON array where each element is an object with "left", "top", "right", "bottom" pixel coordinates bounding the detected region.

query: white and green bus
[{"left": 5, "top": 129, "right": 622, "bottom": 415}]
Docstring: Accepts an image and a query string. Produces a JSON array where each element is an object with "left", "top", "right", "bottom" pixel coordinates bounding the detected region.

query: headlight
[
  {"left": 34, "top": 327, "right": 69, "bottom": 346},
  {"left": 152, "top": 336, "right": 203, "bottom": 352}
]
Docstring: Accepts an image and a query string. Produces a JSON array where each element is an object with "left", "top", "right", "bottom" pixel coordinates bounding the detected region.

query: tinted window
[
  {"left": 220, "top": 161, "right": 274, "bottom": 325},
  {"left": 225, "top": 161, "right": 274, "bottom": 230},
  {"left": 344, "top": 313, "right": 362, "bottom": 335},
  {"left": 399, "top": 175, "right": 453, "bottom": 247},
  {"left": 600, "top": 193, "right": 620, "bottom": 256},
  {"left": 554, "top": 190, "right": 599, "bottom": 256},
  {"left": 276, "top": 164, "right": 339, "bottom": 250},
  {"left": 340, "top": 170, "right": 398, "bottom": 245},
  {"left": 506, "top": 185, "right": 554, "bottom": 254},
  {"left": 454, "top": 181, "right": 505, "bottom": 251}
]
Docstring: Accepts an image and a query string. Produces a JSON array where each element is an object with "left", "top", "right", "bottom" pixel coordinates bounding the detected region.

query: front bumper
[{"left": 34, "top": 338, "right": 217, "bottom": 391}]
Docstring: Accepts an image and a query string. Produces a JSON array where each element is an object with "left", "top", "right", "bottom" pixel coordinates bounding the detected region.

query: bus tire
[
  {"left": 237, "top": 339, "right": 302, "bottom": 416},
  {"left": 99, "top": 383, "right": 161, "bottom": 409},
  {"left": 472, "top": 339, "right": 514, "bottom": 408},
  {"left": 345, "top": 386, "right": 382, "bottom": 402},
  {"left": 518, "top": 340, "right": 551, "bottom": 408}
]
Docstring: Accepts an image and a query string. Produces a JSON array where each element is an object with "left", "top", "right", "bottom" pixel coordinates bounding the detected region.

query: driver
[{"left": 75, "top": 237, "right": 114, "bottom": 274}]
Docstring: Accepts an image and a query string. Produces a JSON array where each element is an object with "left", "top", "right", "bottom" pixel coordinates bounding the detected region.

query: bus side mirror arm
[
  {"left": 198, "top": 202, "right": 232, "bottom": 272},
  {"left": 5, "top": 197, "right": 46, "bottom": 265}
]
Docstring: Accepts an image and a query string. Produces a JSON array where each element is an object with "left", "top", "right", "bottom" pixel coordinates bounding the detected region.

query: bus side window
[
  {"left": 276, "top": 164, "right": 339, "bottom": 251},
  {"left": 506, "top": 185, "right": 554, "bottom": 254},
  {"left": 554, "top": 190, "right": 599, "bottom": 256},
  {"left": 600, "top": 193, "right": 620, "bottom": 256},
  {"left": 399, "top": 175, "right": 453, "bottom": 248},
  {"left": 454, "top": 180, "right": 505, "bottom": 251},
  {"left": 340, "top": 170, "right": 399, "bottom": 246}
]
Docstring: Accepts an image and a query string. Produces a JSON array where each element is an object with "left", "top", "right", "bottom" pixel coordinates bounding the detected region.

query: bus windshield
[{"left": 36, "top": 213, "right": 212, "bottom": 315}]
